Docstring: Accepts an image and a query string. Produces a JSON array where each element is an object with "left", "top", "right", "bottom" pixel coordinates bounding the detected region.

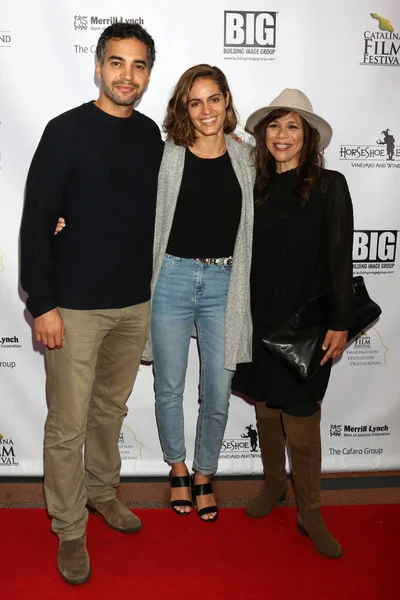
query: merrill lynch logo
[
  {"left": 330, "top": 424, "right": 389, "bottom": 437},
  {"left": 74, "top": 15, "right": 144, "bottom": 31},
  {"left": 74, "top": 16, "right": 88, "bottom": 31}
]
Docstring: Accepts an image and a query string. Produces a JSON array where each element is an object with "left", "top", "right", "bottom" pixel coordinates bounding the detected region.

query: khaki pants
[{"left": 44, "top": 302, "right": 150, "bottom": 541}]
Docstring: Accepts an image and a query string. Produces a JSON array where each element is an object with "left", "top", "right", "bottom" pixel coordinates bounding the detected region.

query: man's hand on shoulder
[{"left": 34, "top": 308, "right": 65, "bottom": 349}]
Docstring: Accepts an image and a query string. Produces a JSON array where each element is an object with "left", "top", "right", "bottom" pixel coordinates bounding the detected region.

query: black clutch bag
[{"left": 261, "top": 276, "right": 382, "bottom": 381}]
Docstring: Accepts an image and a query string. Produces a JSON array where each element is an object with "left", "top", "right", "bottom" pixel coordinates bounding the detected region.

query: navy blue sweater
[{"left": 21, "top": 102, "right": 163, "bottom": 318}]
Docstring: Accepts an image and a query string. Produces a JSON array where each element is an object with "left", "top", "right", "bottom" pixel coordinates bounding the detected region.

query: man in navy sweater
[{"left": 20, "top": 23, "right": 163, "bottom": 585}]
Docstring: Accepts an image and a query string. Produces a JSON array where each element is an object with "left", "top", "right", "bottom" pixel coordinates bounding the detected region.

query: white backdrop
[{"left": 0, "top": 0, "right": 399, "bottom": 475}]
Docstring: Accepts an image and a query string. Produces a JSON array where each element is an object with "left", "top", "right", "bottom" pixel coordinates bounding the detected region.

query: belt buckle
[{"left": 194, "top": 257, "right": 232, "bottom": 266}]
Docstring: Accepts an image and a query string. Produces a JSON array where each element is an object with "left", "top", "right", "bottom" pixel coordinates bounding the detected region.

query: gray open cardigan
[{"left": 143, "top": 135, "right": 255, "bottom": 371}]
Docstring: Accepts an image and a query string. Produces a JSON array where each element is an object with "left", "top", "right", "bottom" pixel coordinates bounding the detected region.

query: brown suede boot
[
  {"left": 282, "top": 409, "right": 342, "bottom": 558},
  {"left": 246, "top": 403, "right": 287, "bottom": 518},
  {"left": 87, "top": 498, "right": 142, "bottom": 533},
  {"left": 57, "top": 534, "right": 91, "bottom": 585}
]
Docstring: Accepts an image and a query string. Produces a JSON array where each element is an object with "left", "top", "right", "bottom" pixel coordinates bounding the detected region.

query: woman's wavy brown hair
[
  {"left": 253, "top": 109, "right": 324, "bottom": 205},
  {"left": 163, "top": 64, "right": 238, "bottom": 146}
]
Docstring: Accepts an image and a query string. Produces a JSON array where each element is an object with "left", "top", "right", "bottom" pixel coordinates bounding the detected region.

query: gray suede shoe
[
  {"left": 57, "top": 535, "right": 91, "bottom": 585},
  {"left": 87, "top": 498, "right": 142, "bottom": 533}
]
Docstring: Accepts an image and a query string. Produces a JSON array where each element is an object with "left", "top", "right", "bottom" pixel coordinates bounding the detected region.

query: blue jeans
[{"left": 152, "top": 254, "right": 234, "bottom": 475}]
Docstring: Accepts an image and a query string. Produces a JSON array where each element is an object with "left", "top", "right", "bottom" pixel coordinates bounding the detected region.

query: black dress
[{"left": 232, "top": 168, "right": 354, "bottom": 414}]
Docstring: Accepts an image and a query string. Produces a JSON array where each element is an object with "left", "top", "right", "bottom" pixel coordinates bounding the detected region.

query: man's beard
[{"left": 102, "top": 81, "right": 142, "bottom": 107}]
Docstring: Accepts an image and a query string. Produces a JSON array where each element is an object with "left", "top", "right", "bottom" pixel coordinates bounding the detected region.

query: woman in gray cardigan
[{"left": 146, "top": 65, "right": 254, "bottom": 521}]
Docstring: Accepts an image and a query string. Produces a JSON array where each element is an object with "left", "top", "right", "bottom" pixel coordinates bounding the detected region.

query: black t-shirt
[
  {"left": 20, "top": 101, "right": 164, "bottom": 317},
  {"left": 166, "top": 148, "right": 242, "bottom": 258}
]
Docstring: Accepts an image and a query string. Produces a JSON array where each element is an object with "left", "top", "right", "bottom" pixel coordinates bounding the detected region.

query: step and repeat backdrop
[{"left": 0, "top": 0, "right": 399, "bottom": 475}]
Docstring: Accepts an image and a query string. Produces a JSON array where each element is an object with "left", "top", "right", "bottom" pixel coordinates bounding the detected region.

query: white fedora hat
[{"left": 246, "top": 88, "right": 333, "bottom": 149}]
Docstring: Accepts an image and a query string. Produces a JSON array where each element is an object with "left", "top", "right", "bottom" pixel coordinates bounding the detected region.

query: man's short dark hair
[{"left": 96, "top": 23, "right": 156, "bottom": 70}]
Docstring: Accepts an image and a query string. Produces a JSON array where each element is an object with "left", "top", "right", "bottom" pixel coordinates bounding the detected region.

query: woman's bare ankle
[{"left": 171, "top": 461, "right": 189, "bottom": 477}]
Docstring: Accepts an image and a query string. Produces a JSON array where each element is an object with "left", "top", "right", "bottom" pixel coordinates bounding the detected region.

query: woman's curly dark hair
[
  {"left": 253, "top": 109, "right": 324, "bottom": 205},
  {"left": 163, "top": 64, "right": 238, "bottom": 147}
]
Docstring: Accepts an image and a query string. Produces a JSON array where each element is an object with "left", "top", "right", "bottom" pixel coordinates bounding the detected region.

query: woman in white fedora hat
[{"left": 233, "top": 89, "right": 354, "bottom": 558}]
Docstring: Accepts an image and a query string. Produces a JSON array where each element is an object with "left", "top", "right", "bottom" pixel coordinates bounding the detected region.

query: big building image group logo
[
  {"left": 353, "top": 230, "right": 398, "bottom": 276},
  {"left": 0, "top": 433, "right": 19, "bottom": 467},
  {"left": 340, "top": 128, "right": 399, "bottom": 168},
  {"left": 220, "top": 424, "right": 260, "bottom": 459},
  {"left": 361, "top": 13, "right": 399, "bottom": 66},
  {"left": 223, "top": 11, "right": 277, "bottom": 62}
]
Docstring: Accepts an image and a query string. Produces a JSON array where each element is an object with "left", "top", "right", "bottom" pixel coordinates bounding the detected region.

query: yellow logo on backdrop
[
  {"left": 362, "top": 13, "right": 399, "bottom": 66},
  {"left": 370, "top": 13, "right": 394, "bottom": 33},
  {"left": 348, "top": 328, "right": 389, "bottom": 367},
  {"left": 372, "top": 328, "right": 389, "bottom": 365},
  {"left": 0, "top": 249, "right": 4, "bottom": 272},
  {"left": 118, "top": 424, "right": 144, "bottom": 461}
]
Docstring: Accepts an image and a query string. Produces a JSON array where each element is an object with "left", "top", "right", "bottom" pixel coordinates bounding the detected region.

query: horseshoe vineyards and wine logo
[
  {"left": 220, "top": 424, "right": 260, "bottom": 459},
  {"left": 340, "top": 128, "right": 399, "bottom": 168}
]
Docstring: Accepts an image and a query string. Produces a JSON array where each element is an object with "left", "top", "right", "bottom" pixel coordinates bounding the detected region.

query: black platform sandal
[
  {"left": 169, "top": 471, "right": 192, "bottom": 516},
  {"left": 191, "top": 474, "right": 218, "bottom": 523}
]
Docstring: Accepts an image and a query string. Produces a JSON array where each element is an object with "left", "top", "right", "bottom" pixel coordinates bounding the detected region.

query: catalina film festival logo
[
  {"left": 118, "top": 424, "right": 144, "bottom": 461},
  {"left": 73, "top": 14, "right": 145, "bottom": 55},
  {"left": 223, "top": 11, "right": 277, "bottom": 62},
  {"left": 361, "top": 13, "right": 399, "bottom": 66},
  {"left": 346, "top": 329, "right": 388, "bottom": 368},
  {"left": 0, "top": 433, "right": 19, "bottom": 467},
  {"left": 220, "top": 424, "right": 260, "bottom": 460},
  {"left": 340, "top": 128, "right": 399, "bottom": 168},
  {"left": 353, "top": 230, "right": 397, "bottom": 276}
]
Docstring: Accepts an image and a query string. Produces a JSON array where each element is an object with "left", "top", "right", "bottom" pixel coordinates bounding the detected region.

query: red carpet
[{"left": 1, "top": 505, "right": 397, "bottom": 599}]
